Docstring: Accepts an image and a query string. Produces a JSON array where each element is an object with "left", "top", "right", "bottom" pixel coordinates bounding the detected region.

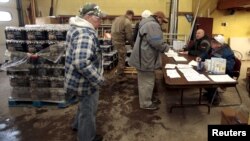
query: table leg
[{"left": 169, "top": 89, "right": 210, "bottom": 114}]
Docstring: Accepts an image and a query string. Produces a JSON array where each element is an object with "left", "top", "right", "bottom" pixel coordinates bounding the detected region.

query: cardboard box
[
  {"left": 221, "top": 108, "right": 249, "bottom": 125},
  {"left": 35, "top": 16, "right": 60, "bottom": 24}
]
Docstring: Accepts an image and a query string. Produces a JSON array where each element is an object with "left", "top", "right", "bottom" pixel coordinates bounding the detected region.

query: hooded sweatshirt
[{"left": 65, "top": 16, "right": 103, "bottom": 95}]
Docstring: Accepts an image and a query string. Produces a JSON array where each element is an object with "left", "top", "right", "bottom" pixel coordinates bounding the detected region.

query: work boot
[
  {"left": 152, "top": 97, "right": 161, "bottom": 105},
  {"left": 141, "top": 103, "right": 159, "bottom": 110}
]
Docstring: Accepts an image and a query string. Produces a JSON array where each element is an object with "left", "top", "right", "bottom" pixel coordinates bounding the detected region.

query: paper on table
[
  {"left": 179, "top": 68, "right": 210, "bottom": 81},
  {"left": 176, "top": 64, "right": 192, "bottom": 69},
  {"left": 208, "top": 75, "right": 236, "bottom": 82},
  {"left": 178, "top": 68, "right": 200, "bottom": 76},
  {"left": 173, "top": 56, "right": 187, "bottom": 62},
  {"left": 184, "top": 74, "right": 210, "bottom": 81},
  {"left": 166, "top": 69, "right": 181, "bottom": 78},
  {"left": 165, "top": 52, "right": 178, "bottom": 57},
  {"left": 188, "top": 60, "right": 198, "bottom": 66},
  {"left": 165, "top": 64, "right": 176, "bottom": 69}
]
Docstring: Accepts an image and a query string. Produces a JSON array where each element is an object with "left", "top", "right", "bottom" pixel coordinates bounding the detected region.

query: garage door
[{"left": 0, "top": 0, "right": 19, "bottom": 64}]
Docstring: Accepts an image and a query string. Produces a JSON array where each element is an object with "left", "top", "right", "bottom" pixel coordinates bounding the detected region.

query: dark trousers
[{"left": 205, "top": 88, "right": 217, "bottom": 101}]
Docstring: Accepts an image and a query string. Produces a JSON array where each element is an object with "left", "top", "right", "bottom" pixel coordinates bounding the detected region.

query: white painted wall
[
  {"left": 0, "top": 0, "right": 19, "bottom": 64},
  {"left": 230, "top": 37, "right": 250, "bottom": 60}
]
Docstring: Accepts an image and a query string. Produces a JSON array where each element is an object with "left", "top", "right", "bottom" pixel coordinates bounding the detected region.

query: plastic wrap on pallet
[
  {"left": 26, "top": 28, "right": 48, "bottom": 40},
  {"left": 36, "top": 64, "right": 51, "bottom": 76},
  {"left": 30, "top": 88, "right": 51, "bottom": 100},
  {"left": 36, "top": 42, "right": 66, "bottom": 63},
  {"left": 29, "top": 87, "right": 65, "bottom": 101},
  {"left": 5, "top": 26, "right": 26, "bottom": 40},
  {"left": 6, "top": 40, "right": 28, "bottom": 52},
  {"left": 11, "top": 87, "right": 65, "bottom": 102},
  {"left": 0, "top": 42, "right": 66, "bottom": 71},
  {"left": 11, "top": 87, "right": 31, "bottom": 99},
  {"left": 50, "top": 88, "right": 65, "bottom": 101},
  {"left": 30, "top": 76, "right": 51, "bottom": 87},
  {"left": 34, "top": 64, "right": 64, "bottom": 77},
  {"left": 27, "top": 40, "right": 50, "bottom": 53},
  {"left": 51, "top": 64, "right": 65, "bottom": 77},
  {"left": 25, "top": 24, "right": 70, "bottom": 40},
  {"left": 6, "top": 59, "right": 31, "bottom": 76},
  {"left": 10, "top": 76, "right": 30, "bottom": 87},
  {"left": 0, "top": 52, "right": 29, "bottom": 71},
  {"left": 47, "top": 29, "right": 67, "bottom": 41},
  {"left": 50, "top": 77, "right": 64, "bottom": 88},
  {"left": 3, "top": 25, "right": 70, "bottom": 104},
  {"left": 57, "top": 55, "right": 65, "bottom": 65}
]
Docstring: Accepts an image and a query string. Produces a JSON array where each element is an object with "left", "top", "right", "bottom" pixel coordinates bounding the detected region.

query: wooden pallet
[
  {"left": 8, "top": 97, "right": 78, "bottom": 108},
  {"left": 124, "top": 67, "right": 137, "bottom": 75}
]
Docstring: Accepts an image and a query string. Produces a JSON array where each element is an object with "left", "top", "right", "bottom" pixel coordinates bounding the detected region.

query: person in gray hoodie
[
  {"left": 65, "top": 3, "right": 105, "bottom": 141},
  {"left": 128, "top": 11, "right": 170, "bottom": 110}
]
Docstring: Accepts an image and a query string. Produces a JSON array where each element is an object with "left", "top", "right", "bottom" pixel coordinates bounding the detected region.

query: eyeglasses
[
  {"left": 93, "top": 15, "right": 101, "bottom": 19},
  {"left": 89, "top": 15, "right": 101, "bottom": 22}
]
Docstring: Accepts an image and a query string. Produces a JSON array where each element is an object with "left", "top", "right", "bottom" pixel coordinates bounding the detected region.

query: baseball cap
[
  {"left": 79, "top": 3, "right": 106, "bottom": 18},
  {"left": 154, "top": 11, "right": 168, "bottom": 23},
  {"left": 141, "top": 10, "right": 152, "bottom": 18},
  {"left": 213, "top": 35, "right": 225, "bottom": 44}
]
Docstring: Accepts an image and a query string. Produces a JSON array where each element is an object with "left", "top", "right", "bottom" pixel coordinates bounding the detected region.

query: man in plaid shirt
[{"left": 65, "top": 3, "right": 105, "bottom": 141}]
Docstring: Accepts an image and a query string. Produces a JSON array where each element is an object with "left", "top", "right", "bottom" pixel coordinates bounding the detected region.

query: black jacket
[{"left": 186, "top": 35, "right": 211, "bottom": 57}]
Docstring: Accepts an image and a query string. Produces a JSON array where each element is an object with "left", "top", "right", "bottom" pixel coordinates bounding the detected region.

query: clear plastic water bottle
[{"left": 197, "top": 61, "right": 204, "bottom": 71}]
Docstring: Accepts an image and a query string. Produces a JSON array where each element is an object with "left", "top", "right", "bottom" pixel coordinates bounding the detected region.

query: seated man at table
[
  {"left": 196, "top": 35, "right": 235, "bottom": 105},
  {"left": 180, "top": 29, "right": 210, "bottom": 57}
]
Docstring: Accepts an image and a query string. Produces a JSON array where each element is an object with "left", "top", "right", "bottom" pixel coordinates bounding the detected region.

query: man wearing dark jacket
[
  {"left": 111, "top": 10, "right": 134, "bottom": 78},
  {"left": 180, "top": 29, "right": 210, "bottom": 57},
  {"left": 128, "top": 11, "right": 169, "bottom": 110},
  {"left": 197, "top": 35, "right": 235, "bottom": 105}
]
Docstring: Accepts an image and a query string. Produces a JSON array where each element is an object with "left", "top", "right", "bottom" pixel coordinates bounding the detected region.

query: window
[
  {"left": 0, "top": 11, "right": 11, "bottom": 21},
  {"left": 0, "top": 0, "right": 9, "bottom": 3}
]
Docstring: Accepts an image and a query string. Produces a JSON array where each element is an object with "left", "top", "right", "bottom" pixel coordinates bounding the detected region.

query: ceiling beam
[{"left": 217, "top": 0, "right": 250, "bottom": 10}]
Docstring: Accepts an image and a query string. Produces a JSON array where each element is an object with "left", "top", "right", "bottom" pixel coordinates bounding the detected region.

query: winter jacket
[
  {"left": 128, "top": 16, "right": 170, "bottom": 71},
  {"left": 201, "top": 44, "right": 235, "bottom": 76},
  {"left": 65, "top": 16, "right": 103, "bottom": 95},
  {"left": 186, "top": 35, "right": 210, "bottom": 57},
  {"left": 133, "top": 21, "right": 140, "bottom": 42},
  {"left": 111, "top": 15, "right": 134, "bottom": 46}
]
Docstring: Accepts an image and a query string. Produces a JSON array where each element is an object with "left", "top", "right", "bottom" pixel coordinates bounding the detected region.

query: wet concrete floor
[{"left": 0, "top": 61, "right": 250, "bottom": 141}]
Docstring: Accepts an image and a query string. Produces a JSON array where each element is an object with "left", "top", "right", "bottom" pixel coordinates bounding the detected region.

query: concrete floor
[{"left": 0, "top": 61, "right": 250, "bottom": 141}]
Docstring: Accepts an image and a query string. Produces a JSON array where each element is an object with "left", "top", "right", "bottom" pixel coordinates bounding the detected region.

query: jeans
[
  {"left": 72, "top": 89, "right": 99, "bottom": 141},
  {"left": 137, "top": 70, "right": 155, "bottom": 108}
]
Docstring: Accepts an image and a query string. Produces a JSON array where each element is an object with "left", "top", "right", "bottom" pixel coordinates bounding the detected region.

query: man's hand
[{"left": 196, "top": 57, "right": 202, "bottom": 62}]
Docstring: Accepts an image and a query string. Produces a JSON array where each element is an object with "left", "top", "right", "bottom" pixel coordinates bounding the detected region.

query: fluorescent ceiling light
[
  {"left": 0, "top": 11, "right": 12, "bottom": 21},
  {"left": 242, "top": 4, "right": 250, "bottom": 8},
  {"left": 0, "top": 0, "right": 9, "bottom": 3}
]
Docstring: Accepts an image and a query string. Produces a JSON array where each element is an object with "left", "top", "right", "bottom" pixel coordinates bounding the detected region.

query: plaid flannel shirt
[{"left": 65, "top": 26, "right": 103, "bottom": 96}]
